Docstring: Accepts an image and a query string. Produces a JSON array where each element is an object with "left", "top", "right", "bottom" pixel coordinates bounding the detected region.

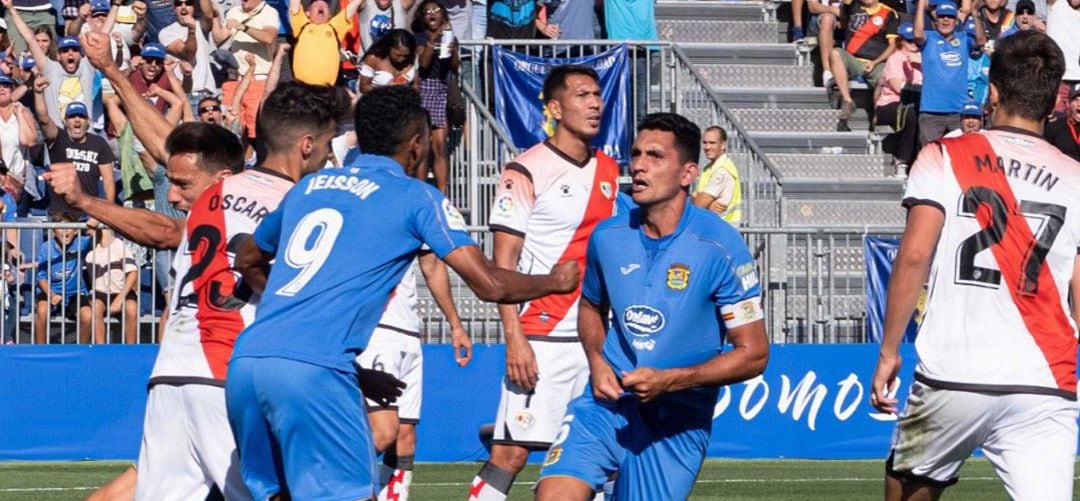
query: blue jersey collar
[
  {"left": 633, "top": 198, "right": 696, "bottom": 251},
  {"left": 346, "top": 154, "right": 407, "bottom": 176}
]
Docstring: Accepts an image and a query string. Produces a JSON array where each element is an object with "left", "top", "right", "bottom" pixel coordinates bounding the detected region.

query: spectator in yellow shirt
[
  {"left": 290, "top": 0, "right": 360, "bottom": 86},
  {"left": 692, "top": 126, "right": 742, "bottom": 225}
]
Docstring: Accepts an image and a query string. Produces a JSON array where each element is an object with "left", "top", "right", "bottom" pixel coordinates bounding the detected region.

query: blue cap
[
  {"left": 58, "top": 36, "right": 80, "bottom": 51},
  {"left": 141, "top": 42, "right": 166, "bottom": 60},
  {"left": 0, "top": 75, "right": 14, "bottom": 86},
  {"left": 21, "top": 55, "right": 35, "bottom": 70},
  {"left": 935, "top": 2, "right": 958, "bottom": 17},
  {"left": 64, "top": 102, "right": 89, "bottom": 118},
  {"left": 961, "top": 100, "right": 983, "bottom": 117},
  {"left": 898, "top": 21, "right": 915, "bottom": 41},
  {"left": 90, "top": 0, "right": 110, "bottom": 13}
]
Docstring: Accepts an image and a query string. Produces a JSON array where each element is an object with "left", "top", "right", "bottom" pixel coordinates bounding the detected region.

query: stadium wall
[{"left": 3, "top": 345, "right": 1076, "bottom": 462}]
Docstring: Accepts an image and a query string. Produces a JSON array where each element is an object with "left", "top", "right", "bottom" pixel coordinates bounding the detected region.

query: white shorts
[
  {"left": 492, "top": 338, "right": 589, "bottom": 449},
  {"left": 355, "top": 326, "right": 423, "bottom": 423},
  {"left": 888, "top": 381, "right": 1078, "bottom": 500},
  {"left": 135, "top": 384, "right": 250, "bottom": 501}
]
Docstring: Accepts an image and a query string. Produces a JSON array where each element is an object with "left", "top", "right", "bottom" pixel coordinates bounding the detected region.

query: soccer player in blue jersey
[
  {"left": 225, "top": 86, "right": 581, "bottom": 501},
  {"left": 534, "top": 113, "right": 770, "bottom": 500}
]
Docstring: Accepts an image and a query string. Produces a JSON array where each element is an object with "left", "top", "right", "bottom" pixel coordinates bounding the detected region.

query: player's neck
[
  {"left": 640, "top": 193, "right": 687, "bottom": 239},
  {"left": 990, "top": 112, "right": 1043, "bottom": 136},
  {"left": 549, "top": 130, "right": 591, "bottom": 165},
  {"left": 260, "top": 152, "right": 304, "bottom": 182}
]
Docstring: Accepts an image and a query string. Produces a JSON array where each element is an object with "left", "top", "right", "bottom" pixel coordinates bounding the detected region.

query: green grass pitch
[{"left": 3, "top": 459, "right": 1076, "bottom": 500}]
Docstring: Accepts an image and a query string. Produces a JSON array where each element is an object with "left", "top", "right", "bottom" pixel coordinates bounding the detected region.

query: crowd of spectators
[
  {"left": 0, "top": 0, "right": 662, "bottom": 343},
  {"left": 792, "top": 0, "right": 1080, "bottom": 173}
]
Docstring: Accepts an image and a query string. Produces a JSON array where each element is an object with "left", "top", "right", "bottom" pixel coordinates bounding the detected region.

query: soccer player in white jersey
[
  {"left": 359, "top": 252, "right": 474, "bottom": 501},
  {"left": 871, "top": 31, "right": 1080, "bottom": 501},
  {"left": 468, "top": 65, "right": 621, "bottom": 500}
]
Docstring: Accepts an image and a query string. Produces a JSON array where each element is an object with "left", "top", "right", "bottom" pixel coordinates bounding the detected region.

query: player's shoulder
[{"left": 684, "top": 206, "right": 748, "bottom": 256}]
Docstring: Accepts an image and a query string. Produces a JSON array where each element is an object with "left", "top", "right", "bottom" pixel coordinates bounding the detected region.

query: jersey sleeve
[
  {"left": 712, "top": 237, "right": 764, "bottom": 330},
  {"left": 581, "top": 232, "right": 606, "bottom": 306},
  {"left": 412, "top": 185, "right": 476, "bottom": 259},
  {"left": 253, "top": 204, "right": 285, "bottom": 255},
  {"left": 903, "top": 143, "right": 948, "bottom": 213},
  {"left": 487, "top": 162, "right": 536, "bottom": 237}
]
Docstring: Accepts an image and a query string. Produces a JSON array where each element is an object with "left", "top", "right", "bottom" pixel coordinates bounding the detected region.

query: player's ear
[
  {"left": 546, "top": 100, "right": 562, "bottom": 122},
  {"left": 680, "top": 161, "right": 698, "bottom": 190},
  {"left": 987, "top": 83, "right": 1000, "bottom": 119}
]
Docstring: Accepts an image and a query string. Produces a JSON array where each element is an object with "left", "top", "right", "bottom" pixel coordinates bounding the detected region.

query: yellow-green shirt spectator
[{"left": 692, "top": 154, "right": 742, "bottom": 224}]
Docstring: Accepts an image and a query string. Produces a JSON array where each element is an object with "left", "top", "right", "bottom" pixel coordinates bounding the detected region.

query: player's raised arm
[{"left": 442, "top": 245, "right": 579, "bottom": 304}]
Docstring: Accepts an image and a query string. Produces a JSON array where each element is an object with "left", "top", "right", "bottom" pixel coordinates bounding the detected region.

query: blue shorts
[
  {"left": 538, "top": 389, "right": 712, "bottom": 500},
  {"left": 225, "top": 356, "right": 376, "bottom": 501}
]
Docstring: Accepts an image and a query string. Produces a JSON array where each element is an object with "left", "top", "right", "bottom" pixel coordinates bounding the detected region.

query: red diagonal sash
[{"left": 942, "top": 133, "right": 1077, "bottom": 394}]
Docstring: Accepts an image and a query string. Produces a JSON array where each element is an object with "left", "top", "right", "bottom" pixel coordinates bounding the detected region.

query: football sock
[{"left": 468, "top": 461, "right": 515, "bottom": 500}]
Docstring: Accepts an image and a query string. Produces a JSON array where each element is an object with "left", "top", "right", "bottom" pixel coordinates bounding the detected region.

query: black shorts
[{"left": 35, "top": 292, "right": 91, "bottom": 319}]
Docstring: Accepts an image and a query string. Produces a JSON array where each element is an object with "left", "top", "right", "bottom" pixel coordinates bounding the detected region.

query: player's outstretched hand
[
  {"left": 505, "top": 334, "right": 539, "bottom": 390},
  {"left": 80, "top": 32, "right": 116, "bottom": 72},
  {"left": 621, "top": 367, "right": 673, "bottom": 403},
  {"left": 356, "top": 367, "right": 406, "bottom": 407},
  {"left": 870, "top": 352, "right": 902, "bottom": 414},
  {"left": 549, "top": 260, "right": 580, "bottom": 293},
  {"left": 42, "top": 162, "right": 87, "bottom": 208},
  {"left": 590, "top": 361, "right": 622, "bottom": 402},
  {"left": 451, "top": 324, "right": 473, "bottom": 367}
]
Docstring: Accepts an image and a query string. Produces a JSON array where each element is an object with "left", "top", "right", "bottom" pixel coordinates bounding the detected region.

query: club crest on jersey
[
  {"left": 666, "top": 263, "right": 690, "bottom": 290},
  {"left": 624, "top": 305, "right": 665, "bottom": 336},
  {"left": 442, "top": 199, "right": 467, "bottom": 231},
  {"left": 600, "top": 181, "right": 613, "bottom": 199}
]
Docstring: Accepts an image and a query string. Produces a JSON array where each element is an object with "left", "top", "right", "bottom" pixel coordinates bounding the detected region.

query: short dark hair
[
  {"left": 542, "top": 65, "right": 599, "bottom": 104},
  {"left": 355, "top": 85, "right": 430, "bottom": 156},
  {"left": 704, "top": 125, "right": 727, "bottom": 142},
  {"left": 365, "top": 29, "right": 416, "bottom": 60},
  {"left": 197, "top": 96, "right": 220, "bottom": 109},
  {"left": 165, "top": 122, "right": 245, "bottom": 174},
  {"left": 637, "top": 113, "right": 701, "bottom": 164},
  {"left": 50, "top": 210, "right": 77, "bottom": 223},
  {"left": 256, "top": 81, "right": 350, "bottom": 155},
  {"left": 990, "top": 31, "right": 1065, "bottom": 121}
]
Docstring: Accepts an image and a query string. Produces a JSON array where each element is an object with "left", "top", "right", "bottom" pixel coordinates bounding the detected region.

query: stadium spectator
[
  {"left": 1046, "top": 0, "right": 1079, "bottom": 113},
  {"left": 830, "top": 0, "right": 900, "bottom": 132},
  {"left": 794, "top": 0, "right": 843, "bottom": 87},
  {"left": 158, "top": 0, "right": 217, "bottom": 105},
  {"left": 358, "top": 29, "right": 417, "bottom": 94},
  {"left": 350, "top": 0, "right": 411, "bottom": 57},
  {"left": 603, "top": 0, "right": 657, "bottom": 120},
  {"left": 536, "top": 0, "right": 597, "bottom": 44},
  {"left": 413, "top": 0, "right": 457, "bottom": 193},
  {"left": 3, "top": 0, "right": 54, "bottom": 55},
  {"left": 289, "top": 0, "right": 357, "bottom": 86},
  {"left": 213, "top": 0, "right": 279, "bottom": 139},
  {"left": 964, "top": 17, "right": 991, "bottom": 107},
  {"left": 33, "top": 210, "right": 92, "bottom": 344},
  {"left": 35, "top": 86, "right": 117, "bottom": 218},
  {"left": 971, "top": 0, "right": 1018, "bottom": 38},
  {"left": 6, "top": 0, "right": 97, "bottom": 127},
  {"left": 85, "top": 226, "right": 138, "bottom": 344},
  {"left": 487, "top": 0, "right": 537, "bottom": 39},
  {"left": 128, "top": 43, "right": 179, "bottom": 114},
  {"left": 943, "top": 99, "right": 984, "bottom": 136},
  {"left": 0, "top": 74, "right": 37, "bottom": 196},
  {"left": 692, "top": 126, "right": 742, "bottom": 224},
  {"left": 1044, "top": 83, "right": 1080, "bottom": 161},
  {"left": 875, "top": 21, "right": 922, "bottom": 172},
  {"left": 1012, "top": 0, "right": 1047, "bottom": 30},
  {"left": 1006, "top": 0, "right": 1048, "bottom": 17},
  {"left": 914, "top": 0, "right": 985, "bottom": 145}
]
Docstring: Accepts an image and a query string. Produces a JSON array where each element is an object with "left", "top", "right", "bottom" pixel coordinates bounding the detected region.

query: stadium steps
[
  {"left": 770, "top": 153, "right": 892, "bottom": 178},
  {"left": 656, "top": 0, "right": 773, "bottom": 22},
  {"left": 696, "top": 65, "right": 814, "bottom": 88},
  {"left": 658, "top": 20, "right": 784, "bottom": 44},
  {"left": 732, "top": 108, "right": 871, "bottom": 133},
  {"left": 678, "top": 43, "right": 801, "bottom": 66},
  {"left": 783, "top": 199, "right": 906, "bottom": 227}
]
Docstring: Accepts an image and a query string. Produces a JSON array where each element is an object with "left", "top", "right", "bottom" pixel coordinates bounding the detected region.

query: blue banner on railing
[
  {"left": 864, "top": 236, "right": 921, "bottom": 344},
  {"left": 4, "top": 344, "right": 1077, "bottom": 462},
  {"left": 492, "top": 45, "right": 631, "bottom": 164}
]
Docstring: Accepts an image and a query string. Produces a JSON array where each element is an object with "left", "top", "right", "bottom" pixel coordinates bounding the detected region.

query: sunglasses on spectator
[
  {"left": 423, "top": 7, "right": 443, "bottom": 14},
  {"left": 59, "top": 47, "right": 80, "bottom": 54},
  {"left": 91, "top": 12, "right": 108, "bottom": 17},
  {"left": 143, "top": 57, "right": 164, "bottom": 65},
  {"left": 200, "top": 105, "right": 222, "bottom": 113},
  {"left": 1017, "top": 8, "right": 1035, "bottom": 14},
  {"left": 173, "top": 0, "right": 195, "bottom": 6}
]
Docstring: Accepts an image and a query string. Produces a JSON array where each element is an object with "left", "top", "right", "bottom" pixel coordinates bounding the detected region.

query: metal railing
[
  {"left": 670, "top": 44, "right": 785, "bottom": 227},
  {"left": 4, "top": 222, "right": 906, "bottom": 346}
]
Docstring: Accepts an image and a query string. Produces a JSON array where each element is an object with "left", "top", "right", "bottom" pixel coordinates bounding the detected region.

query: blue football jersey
[
  {"left": 582, "top": 201, "right": 763, "bottom": 410},
  {"left": 232, "top": 154, "right": 476, "bottom": 371}
]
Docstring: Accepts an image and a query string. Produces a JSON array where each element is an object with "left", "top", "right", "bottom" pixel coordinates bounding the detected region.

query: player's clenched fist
[
  {"left": 42, "top": 163, "right": 86, "bottom": 208},
  {"left": 80, "top": 32, "right": 117, "bottom": 71},
  {"left": 620, "top": 367, "right": 674, "bottom": 403},
  {"left": 549, "top": 260, "right": 580, "bottom": 293}
]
